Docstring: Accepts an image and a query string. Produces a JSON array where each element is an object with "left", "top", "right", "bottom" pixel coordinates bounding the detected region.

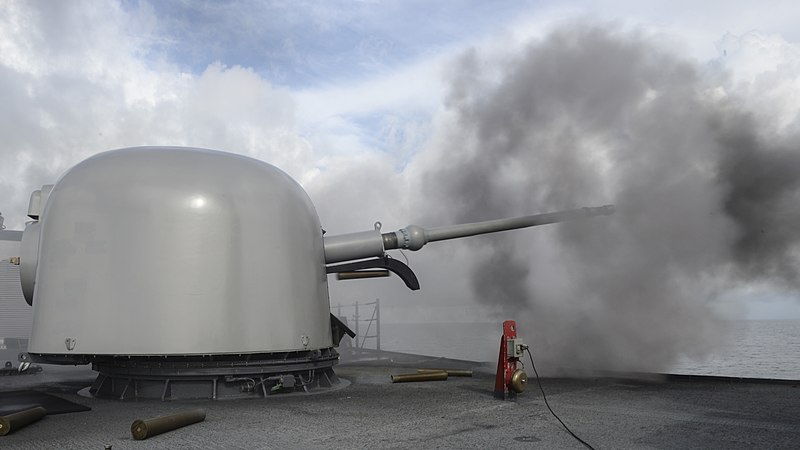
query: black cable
[{"left": 526, "top": 347, "right": 596, "bottom": 450}]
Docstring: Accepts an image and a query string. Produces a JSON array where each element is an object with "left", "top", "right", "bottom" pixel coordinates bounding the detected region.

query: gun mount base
[{"left": 36, "top": 348, "right": 345, "bottom": 400}]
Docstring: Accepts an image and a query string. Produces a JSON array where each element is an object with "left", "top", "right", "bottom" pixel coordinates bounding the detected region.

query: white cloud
[
  {"left": 0, "top": 2, "right": 316, "bottom": 229},
  {"left": 715, "top": 32, "right": 800, "bottom": 133},
  {"left": 292, "top": 45, "right": 450, "bottom": 163}
]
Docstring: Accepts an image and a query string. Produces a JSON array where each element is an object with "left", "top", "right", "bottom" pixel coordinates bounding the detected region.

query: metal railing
[{"left": 332, "top": 299, "right": 380, "bottom": 351}]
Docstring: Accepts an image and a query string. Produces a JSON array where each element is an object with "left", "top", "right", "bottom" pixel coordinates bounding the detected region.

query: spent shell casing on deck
[
  {"left": 417, "top": 368, "right": 473, "bottom": 377},
  {"left": 131, "top": 409, "right": 206, "bottom": 440},
  {"left": 391, "top": 371, "right": 448, "bottom": 383},
  {"left": 0, "top": 406, "right": 47, "bottom": 436},
  {"left": 336, "top": 270, "right": 391, "bottom": 280}
]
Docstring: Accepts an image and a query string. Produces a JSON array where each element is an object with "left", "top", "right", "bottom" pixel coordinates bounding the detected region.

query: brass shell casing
[
  {"left": 131, "top": 409, "right": 206, "bottom": 440},
  {"left": 0, "top": 406, "right": 47, "bottom": 436},
  {"left": 391, "top": 371, "right": 448, "bottom": 383},
  {"left": 417, "top": 368, "right": 473, "bottom": 377}
]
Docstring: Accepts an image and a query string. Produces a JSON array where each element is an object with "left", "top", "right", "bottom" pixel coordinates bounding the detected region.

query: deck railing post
[
  {"left": 375, "top": 298, "right": 380, "bottom": 352},
  {"left": 354, "top": 301, "right": 360, "bottom": 348}
]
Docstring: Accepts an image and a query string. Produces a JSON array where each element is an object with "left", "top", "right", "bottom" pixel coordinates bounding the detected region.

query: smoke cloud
[
  {"left": 717, "top": 121, "right": 800, "bottom": 285},
  {"left": 415, "top": 25, "right": 800, "bottom": 373}
]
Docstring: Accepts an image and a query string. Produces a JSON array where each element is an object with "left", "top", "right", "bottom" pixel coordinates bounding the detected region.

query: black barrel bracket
[{"left": 326, "top": 256, "right": 420, "bottom": 290}]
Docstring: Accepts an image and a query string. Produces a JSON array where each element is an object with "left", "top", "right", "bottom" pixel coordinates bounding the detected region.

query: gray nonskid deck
[{"left": 1, "top": 361, "right": 798, "bottom": 449}]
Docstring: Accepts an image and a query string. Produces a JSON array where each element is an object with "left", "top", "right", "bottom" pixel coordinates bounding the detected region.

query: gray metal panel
[
  {"left": 0, "top": 240, "right": 20, "bottom": 261},
  {"left": 0, "top": 230, "right": 23, "bottom": 241},
  {"left": 0, "top": 260, "right": 31, "bottom": 338},
  {"left": 323, "top": 230, "right": 384, "bottom": 263},
  {"left": 20, "top": 221, "right": 40, "bottom": 304},
  {"left": 29, "top": 147, "right": 332, "bottom": 356}
]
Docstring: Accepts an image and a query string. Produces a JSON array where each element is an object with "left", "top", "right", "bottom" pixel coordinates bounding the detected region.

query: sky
[{"left": 1, "top": 0, "right": 800, "bottom": 371}]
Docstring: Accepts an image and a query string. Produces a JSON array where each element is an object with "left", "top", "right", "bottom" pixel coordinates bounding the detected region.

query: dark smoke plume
[
  {"left": 417, "top": 25, "right": 800, "bottom": 372},
  {"left": 717, "top": 119, "right": 800, "bottom": 286}
]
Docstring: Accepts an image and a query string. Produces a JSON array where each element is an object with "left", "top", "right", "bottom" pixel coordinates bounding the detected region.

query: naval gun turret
[{"left": 1, "top": 146, "right": 613, "bottom": 400}]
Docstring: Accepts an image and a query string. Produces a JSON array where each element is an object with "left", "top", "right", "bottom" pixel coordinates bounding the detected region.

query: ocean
[
  {"left": 670, "top": 319, "right": 800, "bottom": 379},
  {"left": 374, "top": 320, "right": 800, "bottom": 380}
]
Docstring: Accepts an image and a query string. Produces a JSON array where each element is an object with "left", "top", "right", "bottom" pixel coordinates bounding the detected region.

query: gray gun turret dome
[{"left": 28, "top": 147, "right": 332, "bottom": 357}]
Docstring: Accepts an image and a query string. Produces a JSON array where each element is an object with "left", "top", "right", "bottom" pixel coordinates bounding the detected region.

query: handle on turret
[{"left": 323, "top": 205, "right": 614, "bottom": 264}]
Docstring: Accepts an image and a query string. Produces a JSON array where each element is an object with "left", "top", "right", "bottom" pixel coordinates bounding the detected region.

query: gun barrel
[
  {"left": 323, "top": 204, "right": 614, "bottom": 264},
  {"left": 422, "top": 205, "right": 614, "bottom": 243}
]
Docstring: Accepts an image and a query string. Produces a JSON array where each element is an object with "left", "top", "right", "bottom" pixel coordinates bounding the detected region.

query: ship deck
[{"left": 1, "top": 352, "right": 798, "bottom": 449}]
